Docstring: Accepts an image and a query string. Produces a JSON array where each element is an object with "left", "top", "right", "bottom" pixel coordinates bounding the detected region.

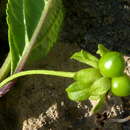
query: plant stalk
[
  {"left": 15, "top": 0, "right": 55, "bottom": 73},
  {"left": 0, "top": 70, "right": 75, "bottom": 88},
  {"left": 0, "top": 53, "right": 11, "bottom": 81}
]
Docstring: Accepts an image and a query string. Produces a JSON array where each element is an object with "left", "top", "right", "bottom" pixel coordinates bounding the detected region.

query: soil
[
  {"left": 0, "top": 0, "right": 130, "bottom": 130},
  {"left": 0, "top": 43, "right": 124, "bottom": 130},
  {"left": 61, "top": 0, "right": 130, "bottom": 54}
]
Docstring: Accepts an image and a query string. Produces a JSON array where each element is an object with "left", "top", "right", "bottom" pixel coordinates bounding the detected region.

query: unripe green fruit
[
  {"left": 99, "top": 52, "right": 125, "bottom": 78},
  {"left": 111, "top": 75, "right": 130, "bottom": 96}
]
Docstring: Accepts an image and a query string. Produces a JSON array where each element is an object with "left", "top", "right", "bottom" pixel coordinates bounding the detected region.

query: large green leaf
[{"left": 6, "top": 0, "right": 64, "bottom": 73}]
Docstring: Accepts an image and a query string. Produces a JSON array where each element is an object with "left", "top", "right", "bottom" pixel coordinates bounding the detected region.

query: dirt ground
[
  {"left": 61, "top": 0, "right": 130, "bottom": 54},
  {"left": 0, "top": 0, "right": 130, "bottom": 130},
  {"left": 0, "top": 43, "right": 125, "bottom": 130}
]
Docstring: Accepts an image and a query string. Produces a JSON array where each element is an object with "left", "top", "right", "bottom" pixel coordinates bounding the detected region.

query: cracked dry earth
[{"left": 0, "top": 43, "right": 128, "bottom": 130}]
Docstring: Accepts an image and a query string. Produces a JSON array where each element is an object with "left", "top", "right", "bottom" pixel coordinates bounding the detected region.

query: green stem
[
  {"left": 0, "top": 53, "right": 11, "bottom": 81},
  {"left": 0, "top": 70, "right": 75, "bottom": 88}
]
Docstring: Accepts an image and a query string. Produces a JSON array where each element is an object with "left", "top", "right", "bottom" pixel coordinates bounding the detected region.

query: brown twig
[{"left": 109, "top": 116, "right": 130, "bottom": 123}]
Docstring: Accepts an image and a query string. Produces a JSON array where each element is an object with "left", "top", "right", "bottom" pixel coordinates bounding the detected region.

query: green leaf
[
  {"left": 74, "top": 68, "right": 102, "bottom": 84},
  {"left": 89, "top": 95, "right": 100, "bottom": 100},
  {"left": 89, "top": 77, "right": 111, "bottom": 100},
  {"left": 90, "top": 96, "right": 105, "bottom": 115},
  {"left": 66, "top": 82, "right": 91, "bottom": 101},
  {"left": 71, "top": 50, "right": 99, "bottom": 68},
  {"left": 96, "top": 44, "right": 109, "bottom": 57},
  {"left": 0, "top": 53, "right": 11, "bottom": 81},
  {"left": 7, "top": 0, "right": 64, "bottom": 73}
]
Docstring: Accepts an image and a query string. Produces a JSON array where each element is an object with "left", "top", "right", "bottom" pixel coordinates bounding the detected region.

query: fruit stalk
[{"left": 0, "top": 70, "right": 75, "bottom": 88}]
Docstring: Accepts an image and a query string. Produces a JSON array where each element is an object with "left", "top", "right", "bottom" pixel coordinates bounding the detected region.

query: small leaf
[
  {"left": 89, "top": 95, "right": 100, "bottom": 100},
  {"left": 96, "top": 44, "right": 109, "bottom": 57},
  {"left": 74, "top": 68, "right": 102, "bottom": 84},
  {"left": 90, "top": 96, "right": 105, "bottom": 115},
  {"left": 66, "top": 82, "right": 91, "bottom": 101},
  {"left": 71, "top": 50, "right": 99, "bottom": 68},
  {"left": 89, "top": 77, "right": 111, "bottom": 100}
]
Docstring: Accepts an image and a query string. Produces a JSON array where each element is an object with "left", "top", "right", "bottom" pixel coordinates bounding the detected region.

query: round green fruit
[
  {"left": 111, "top": 75, "right": 130, "bottom": 96},
  {"left": 99, "top": 52, "right": 125, "bottom": 77}
]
